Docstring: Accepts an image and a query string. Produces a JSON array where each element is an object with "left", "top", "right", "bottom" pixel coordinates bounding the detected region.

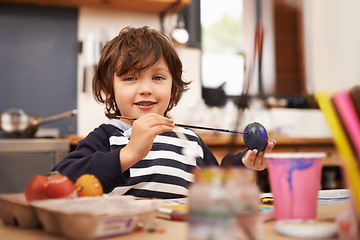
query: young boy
[{"left": 52, "top": 26, "right": 275, "bottom": 199}]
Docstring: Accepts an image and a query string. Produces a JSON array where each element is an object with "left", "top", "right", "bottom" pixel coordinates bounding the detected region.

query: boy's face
[{"left": 113, "top": 57, "right": 172, "bottom": 119}]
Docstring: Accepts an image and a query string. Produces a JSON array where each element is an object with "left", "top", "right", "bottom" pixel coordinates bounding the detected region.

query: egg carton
[
  {"left": 0, "top": 194, "right": 161, "bottom": 239},
  {"left": 0, "top": 193, "right": 40, "bottom": 228},
  {"left": 31, "top": 195, "right": 161, "bottom": 239}
]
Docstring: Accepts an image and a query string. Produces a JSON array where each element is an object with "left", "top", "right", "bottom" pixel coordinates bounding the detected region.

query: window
[
  {"left": 200, "top": 0, "right": 245, "bottom": 97},
  {"left": 184, "top": 0, "right": 310, "bottom": 108},
  {"left": 184, "top": 0, "right": 249, "bottom": 107}
]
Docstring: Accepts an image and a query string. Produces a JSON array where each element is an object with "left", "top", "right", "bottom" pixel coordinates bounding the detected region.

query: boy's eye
[
  {"left": 153, "top": 76, "right": 164, "bottom": 81},
  {"left": 124, "top": 77, "right": 136, "bottom": 81}
]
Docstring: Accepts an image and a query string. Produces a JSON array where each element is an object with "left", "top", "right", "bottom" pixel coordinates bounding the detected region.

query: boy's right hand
[{"left": 119, "top": 113, "right": 174, "bottom": 170}]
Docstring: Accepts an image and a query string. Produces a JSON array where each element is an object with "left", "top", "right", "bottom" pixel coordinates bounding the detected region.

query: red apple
[
  {"left": 25, "top": 175, "right": 49, "bottom": 202},
  {"left": 47, "top": 173, "right": 77, "bottom": 199}
]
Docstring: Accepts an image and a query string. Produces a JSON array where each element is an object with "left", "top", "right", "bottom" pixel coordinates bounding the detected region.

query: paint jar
[{"left": 188, "top": 167, "right": 262, "bottom": 240}]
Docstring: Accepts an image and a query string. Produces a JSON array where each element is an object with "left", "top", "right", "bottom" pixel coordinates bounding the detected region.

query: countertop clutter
[
  {"left": 0, "top": 192, "right": 352, "bottom": 240},
  {"left": 0, "top": 134, "right": 355, "bottom": 239}
]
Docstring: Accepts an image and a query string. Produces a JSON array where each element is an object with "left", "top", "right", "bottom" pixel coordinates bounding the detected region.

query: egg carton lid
[{"left": 30, "top": 195, "right": 162, "bottom": 239}]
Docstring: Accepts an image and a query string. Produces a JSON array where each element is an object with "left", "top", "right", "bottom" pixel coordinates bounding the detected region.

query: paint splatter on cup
[{"left": 265, "top": 153, "right": 325, "bottom": 221}]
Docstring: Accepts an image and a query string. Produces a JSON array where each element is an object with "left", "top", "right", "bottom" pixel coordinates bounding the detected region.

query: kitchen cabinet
[
  {"left": 0, "top": 139, "right": 70, "bottom": 193},
  {"left": 0, "top": 0, "right": 191, "bottom": 13}
]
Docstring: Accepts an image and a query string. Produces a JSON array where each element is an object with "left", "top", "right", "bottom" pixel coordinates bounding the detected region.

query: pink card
[{"left": 332, "top": 90, "right": 360, "bottom": 158}]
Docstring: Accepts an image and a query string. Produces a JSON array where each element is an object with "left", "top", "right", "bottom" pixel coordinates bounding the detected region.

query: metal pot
[{"left": 0, "top": 108, "right": 77, "bottom": 138}]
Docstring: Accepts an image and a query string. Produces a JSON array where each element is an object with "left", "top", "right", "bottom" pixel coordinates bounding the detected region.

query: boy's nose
[{"left": 138, "top": 80, "right": 153, "bottom": 95}]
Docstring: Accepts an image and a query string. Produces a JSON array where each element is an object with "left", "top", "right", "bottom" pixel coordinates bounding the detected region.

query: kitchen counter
[
  {"left": 68, "top": 134, "right": 340, "bottom": 166},
  {"left": 0, "top": 138, "right": 69, "bottom": 163},
  {"left": 199, "top": 134, "right": 340, "bottom": 166}
]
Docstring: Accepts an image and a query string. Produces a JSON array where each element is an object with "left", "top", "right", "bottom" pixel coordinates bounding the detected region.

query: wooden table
[{"left": 0, "top": 203, "right": 348, "bottom": 240}]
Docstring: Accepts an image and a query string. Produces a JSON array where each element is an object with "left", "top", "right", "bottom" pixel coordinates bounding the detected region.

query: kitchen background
[
  {"left": 0, "top": 0, "right": 359, "bottom": 194},
  {"left": 0, "top": 0, "right": 359, "bottom": 138}
]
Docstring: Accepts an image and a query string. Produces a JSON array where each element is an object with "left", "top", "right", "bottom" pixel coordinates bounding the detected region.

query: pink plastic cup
[{"left": 265, "top": 153, "right": 325, "bottom": 221}]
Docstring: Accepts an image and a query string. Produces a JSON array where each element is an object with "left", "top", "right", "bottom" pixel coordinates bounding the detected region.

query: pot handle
[{"left": 35, "top": 109, "right": 78, "bottom": 125}]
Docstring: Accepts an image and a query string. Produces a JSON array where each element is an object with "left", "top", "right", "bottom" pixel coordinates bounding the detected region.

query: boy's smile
[
  {"left": 113, "top": 57, "right": 173, "bottom": 119},
  {"left": 134, "top": 100, "right": 157, "bottom": 110}
]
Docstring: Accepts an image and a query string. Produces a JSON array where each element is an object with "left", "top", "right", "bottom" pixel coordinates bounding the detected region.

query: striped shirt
[
  {"left": 52, "top": 119, "right": 245, "bottom": 199},
  {"left": 107, "top": 119, "right": 216, "bottom": 198}
]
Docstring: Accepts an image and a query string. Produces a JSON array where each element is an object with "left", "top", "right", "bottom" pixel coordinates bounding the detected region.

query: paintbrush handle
[
  {"left": 115, "top": 116, "right": 247, "bottom": 134},
  {"left": 175, "top": 123, "right": 247, "bottom": 134}
]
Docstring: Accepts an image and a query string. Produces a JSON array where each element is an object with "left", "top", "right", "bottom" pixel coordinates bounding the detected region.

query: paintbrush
[{"left": 115, "top": 116, "right": 248, "bottom": 134}]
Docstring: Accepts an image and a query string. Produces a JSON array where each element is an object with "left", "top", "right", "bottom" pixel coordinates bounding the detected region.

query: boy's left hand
[{"left": 242, "top": 140, "right": 276, "bottom": 171}]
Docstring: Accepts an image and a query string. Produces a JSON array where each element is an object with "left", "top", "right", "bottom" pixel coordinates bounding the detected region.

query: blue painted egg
[{"left": 243, "top": 122, "right": 268, "bottom": 151}]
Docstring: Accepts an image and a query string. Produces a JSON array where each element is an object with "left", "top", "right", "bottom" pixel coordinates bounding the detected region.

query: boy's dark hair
[{"left": 92, "top": 26, "right": 190, "bottom": 118}]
